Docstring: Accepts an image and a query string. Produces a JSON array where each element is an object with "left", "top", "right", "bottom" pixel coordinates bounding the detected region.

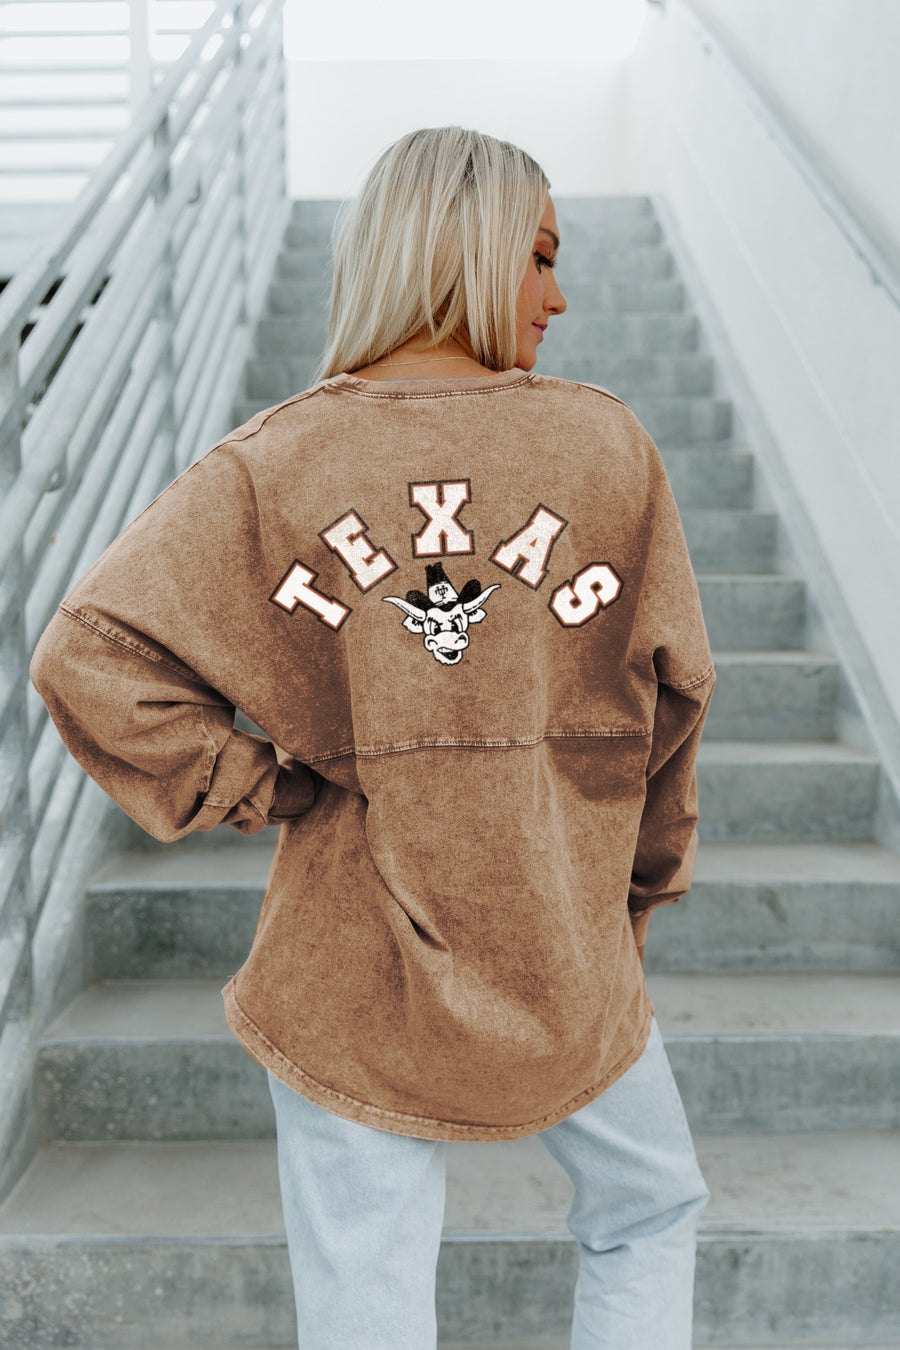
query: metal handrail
[
  {"left": 0, "top": 0, "right": 207, "bottom": 190},
  {"left": 674, "top": 0, "right": 900, "bottom": 312},
  {"left": 0, "top": 0, "right": 287, "bottom": 1134},
  {"left": 0, "top": 4, "right": 231, "bottom": 334}
]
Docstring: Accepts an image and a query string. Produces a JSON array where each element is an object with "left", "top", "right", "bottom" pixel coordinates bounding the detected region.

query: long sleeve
[
  {"left": 626, "top": 418, "right": 717, "bottom": 945},
  {"left": 30, "top": 604, "right": 319, "bottom": 843},
  {"left": 628, "top": 668, "right": 716, "bottom": 945}
]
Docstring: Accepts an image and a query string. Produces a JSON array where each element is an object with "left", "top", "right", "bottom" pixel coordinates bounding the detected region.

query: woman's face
[{"left": 514, "top": 194, "right": 567, "bottom": 370}]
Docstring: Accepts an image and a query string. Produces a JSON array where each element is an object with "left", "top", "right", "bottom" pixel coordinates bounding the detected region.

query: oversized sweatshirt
[{"left": 30, "top": 368, "right": 716, "bottom": 1142}]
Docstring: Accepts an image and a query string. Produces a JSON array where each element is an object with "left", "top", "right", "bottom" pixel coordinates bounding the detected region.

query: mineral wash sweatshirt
[{"left": 30, "top": 368, "right": 716, "bottom": 1142}]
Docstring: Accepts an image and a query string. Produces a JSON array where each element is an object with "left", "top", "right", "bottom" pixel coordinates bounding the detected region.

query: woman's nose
[{"left": 547, "top": 271, "right": 567, "bottom": 315}]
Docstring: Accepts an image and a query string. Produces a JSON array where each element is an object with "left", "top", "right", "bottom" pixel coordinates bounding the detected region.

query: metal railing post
[
  {"left": 0, "top": 0, "right": 287, "bottom": 1201},
  {"left": 233, "top": 0, "right": 250, "bottom": 327},
  {"left": 130, "top": 0, "right": 153, "bottom": 115},
  {"left": 0, "top": 337, "right": 35, "bottom": 1035},
  {"left": 152, "top": 107, "right": 178, "bottom": 485}
]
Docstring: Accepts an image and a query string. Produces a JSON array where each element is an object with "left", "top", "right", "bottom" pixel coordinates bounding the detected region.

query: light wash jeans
[{"left": 268, "top": 1016, "right": 710, "bottom": 1350}]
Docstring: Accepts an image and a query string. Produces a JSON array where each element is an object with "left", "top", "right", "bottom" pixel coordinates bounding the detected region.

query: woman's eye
[{"left": 535, "top": 252, "right": 556, "bottom": 272}]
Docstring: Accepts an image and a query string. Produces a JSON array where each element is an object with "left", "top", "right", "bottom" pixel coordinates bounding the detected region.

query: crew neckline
[{"left": 323, "top": 369, "right": 536, "bottom": 397}]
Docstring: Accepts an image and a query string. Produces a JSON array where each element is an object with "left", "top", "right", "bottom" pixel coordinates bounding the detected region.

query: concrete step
[
  {"left": 703, "top": 650, "right": 840, "bottom": 739},
  {"left": 84, "top": 838, "right": 900, "bottom": 982},
  {"left": 254, "top": 311, "right": 704, "bottom": 358},
  {"left": 281, "top": 224, "right": 335, "bottom": 250},
  {"left": 37, "top": 973, "right": 900, "bottom": 1140},
  {"left": 277, "top": 239, "right": 680, "bottom": 283},
  {"left": 537, "top": 351, "right": 717, "bottom": 393},
  {"left": 556, "top": 276, "right": 689, "bottom": 312},
  {"left": 275, "top": 244, "right": 335, "bottom": 279},
  {"left": 552, "top": 215, "right": 664, "bottom": 248},
  {"left": 1, "top": 1132, "right": 898, "bottom": 1346},
  {"left": 698, "top": 574, "right": 807, "bottom": 649},
  {"left": 266, "top": 273, "right": 689, "bottom": 317},
  {"left": 245, "top": 350, "right": 719, "bottom": 400},
  {"left": 286, "top": 198, "right": 664, "bottom": 253},
  {"left": 266, "top": 273, "right": 330, "bottom": 314},
  {"left": 551, "top": 309, "right": 704, "bottom": 352},
  {"left": 26, "top": 1343, "right": 900, "bottom": 1350},
  {"left": 557, "top": 242, "right": 677, "bottom": 279},
  {"left": 659, "top": 446, "right": 755, "bottom": 507},
  {"left": 695, "top": 738, "right": 879, "bottom": 841},
  {"left": 654, "top": 972, "right": 900, "bottom": 1129},
  {"left": 654, "top": 839, "right": 900, "bottom": 972},
  {"left": 254, "top": 313, "right": 329, "bottom": 357},
  {"left": 681, "top": 507, "right": 778, "bottom": 572},
  {"left": 284, "top": 195, "right": 666, "bottom": 234},
  {"left": 555, "top": 311, "right": 706, "bottom": 355},
  {"left": 289, "top": 196, "right": 343, "bottom": 227},
  {"left": 626, "top": 391, "right": 732, "bottom": 441},
  {"left": 86, "top": 843, "right": 272, "bottom": 979}
]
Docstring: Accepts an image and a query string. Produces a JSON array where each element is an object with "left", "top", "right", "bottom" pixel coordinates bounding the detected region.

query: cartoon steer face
[{"left": 383, "top": 563, "right": 500, "bottom": 666}]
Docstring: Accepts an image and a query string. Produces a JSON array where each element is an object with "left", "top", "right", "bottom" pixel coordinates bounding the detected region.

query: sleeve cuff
[{"left": 269, "top": 760, "right": 319, "bottom": 823}]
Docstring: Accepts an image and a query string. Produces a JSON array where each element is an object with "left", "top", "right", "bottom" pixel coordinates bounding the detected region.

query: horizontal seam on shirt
[
  {"left": 305, "top": 728, "right": 651, "bottom": 764},
  {"left": 58, "top": 604, "right": 210, "bottom": 685}
]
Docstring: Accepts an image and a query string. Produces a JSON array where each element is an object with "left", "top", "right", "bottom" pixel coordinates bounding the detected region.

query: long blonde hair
[{"left": 313, "top": 127, "right": 550, "bottom": 382}]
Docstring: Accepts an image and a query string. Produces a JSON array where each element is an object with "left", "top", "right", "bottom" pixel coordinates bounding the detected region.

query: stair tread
[
  {"left": 710, "top": 647, "right": 840, "bottom": 665},
  {"left": 2, "top": 1131, "right": 899, "bottom": 1238},
  {"left": 42, "top": 973, "right": 900, "bottom": 1042},
  {"left": 679, "top": 505, "right": 775, "bottom": 516},
  {"left": 696, "top": 569, "right": 805, "bottom": 579},
  {"left": 691, "top": 837, "right": 900, "bottom": 881},
  {"left": 87, "top": 836, "right": 900, "bottom": 892},
  {"left": 696, "top": 738, "right": 878, "bottom": 763},
  {"left": 90, "top": 842, "right": 275, "bottom": 889}
]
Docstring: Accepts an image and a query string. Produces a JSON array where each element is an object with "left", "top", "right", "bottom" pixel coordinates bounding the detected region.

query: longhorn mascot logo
[{"left": 383, "top": 562, "right": 500, "bottom": 666}]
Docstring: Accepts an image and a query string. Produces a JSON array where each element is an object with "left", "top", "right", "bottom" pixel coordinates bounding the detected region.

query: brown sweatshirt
[{"left": 30, "top": 368, "right": 716, "bottom": 1142}]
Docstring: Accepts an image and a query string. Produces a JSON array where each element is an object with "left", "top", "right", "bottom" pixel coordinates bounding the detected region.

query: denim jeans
[{"left": 268, "top": 1016, "right": 710, "bottom": 1350}]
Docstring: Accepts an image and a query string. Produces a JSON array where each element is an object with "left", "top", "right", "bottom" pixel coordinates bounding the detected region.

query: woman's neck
[{"left": 349, "top": 333, "right": 502, "bottom": 382}]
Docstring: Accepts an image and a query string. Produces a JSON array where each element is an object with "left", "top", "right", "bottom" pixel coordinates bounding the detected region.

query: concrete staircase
[{"left": 2, "top": 196, "right": 899, "bottom": 1348}]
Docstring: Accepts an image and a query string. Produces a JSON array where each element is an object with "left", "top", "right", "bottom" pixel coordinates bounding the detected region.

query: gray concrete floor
[
  {"left": 2, "top": 1131, "right": 900, "bottom": 1236},
  {"left": 41, "top": 971, "right": 900, "bottom": 1041}
]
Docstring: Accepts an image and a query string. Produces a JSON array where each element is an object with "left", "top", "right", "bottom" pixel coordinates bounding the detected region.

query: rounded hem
[
  {"left": 322, "top": 369, "right": 536, "bottom": 399},
  {"left": 222, "top": 975, "right": 655, "bottom": 1143}
]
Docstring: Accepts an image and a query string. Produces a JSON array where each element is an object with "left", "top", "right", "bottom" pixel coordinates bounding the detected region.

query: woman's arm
[
  {"left": 628, "top": 669, "right": 716, "bottom": 949},
  {"left": 626, "top": 415, "right": 718, "bottom": 953},
  {"left": 31, "top": 604, "right": 319, "bottom": 843}
]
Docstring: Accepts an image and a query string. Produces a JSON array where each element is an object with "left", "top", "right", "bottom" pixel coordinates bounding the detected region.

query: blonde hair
[{"left": 313, "top": 127, "right": 550, "bottom": 381}]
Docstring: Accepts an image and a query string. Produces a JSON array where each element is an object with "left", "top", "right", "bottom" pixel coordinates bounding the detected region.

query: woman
[{"left": 31, "top": 127, "right": 715, "bottom": 1349}]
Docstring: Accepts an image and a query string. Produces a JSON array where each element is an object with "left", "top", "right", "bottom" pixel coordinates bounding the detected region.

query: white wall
[
  {"left": 286, "top": 60, "right": 635, "bottom": 200},
  {"left": 683, "top": 0, "right": 900, "bottom": 279},
  {"left": 627, "top": 0, "right": 900, "bottom": 737},
  {"left": 282, "top": 0, "right": 650, "bottom": 198}
]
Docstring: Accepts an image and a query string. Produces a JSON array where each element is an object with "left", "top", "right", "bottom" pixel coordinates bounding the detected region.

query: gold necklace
[{"left": 370, "top": 352, "right": 479, "bottom": 368}]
